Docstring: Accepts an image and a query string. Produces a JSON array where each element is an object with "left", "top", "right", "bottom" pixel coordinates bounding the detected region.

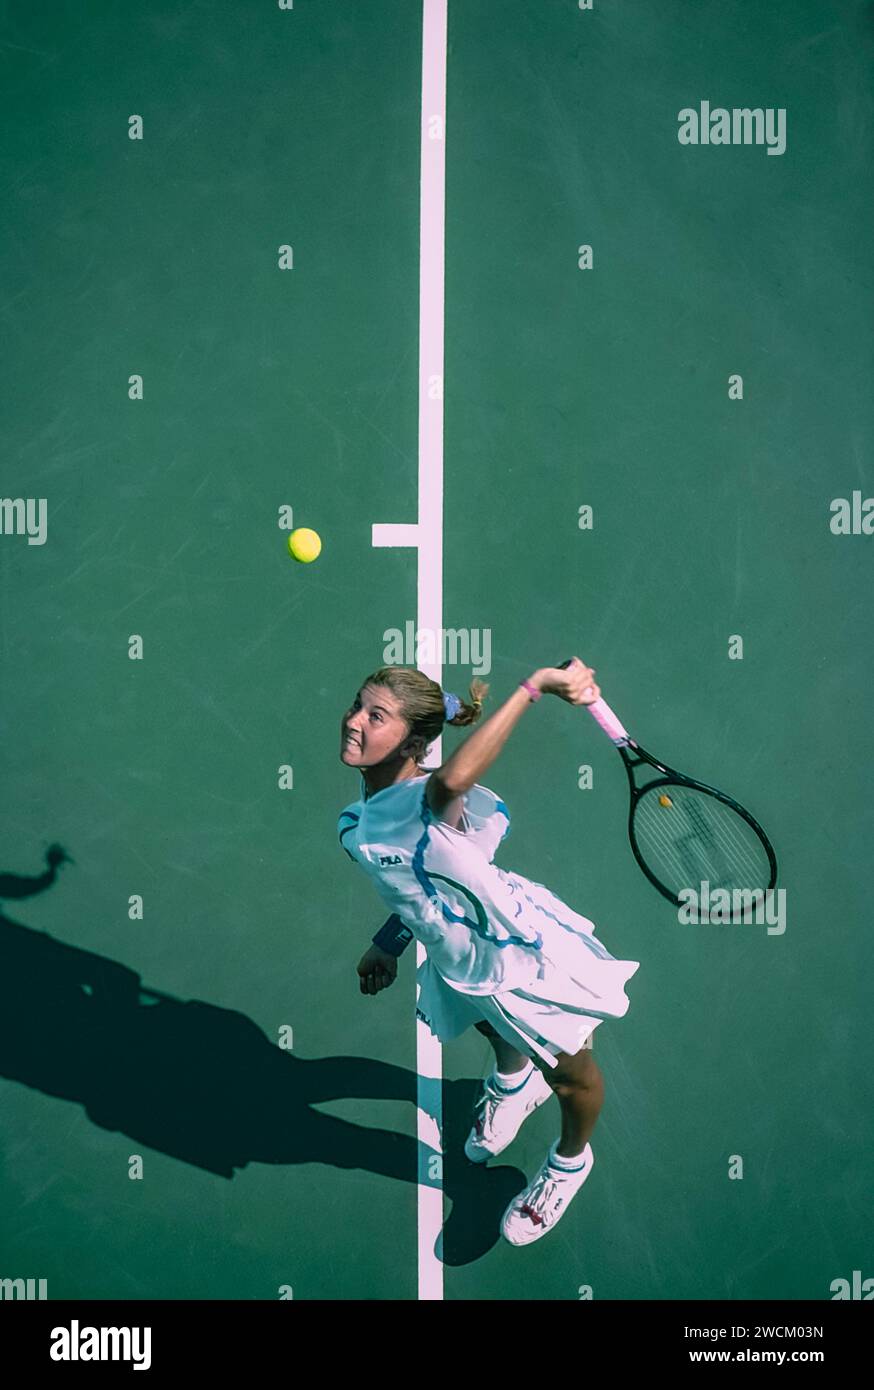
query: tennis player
[{"left": 338, "top": 658, "right": 640, "bottom": 1245}]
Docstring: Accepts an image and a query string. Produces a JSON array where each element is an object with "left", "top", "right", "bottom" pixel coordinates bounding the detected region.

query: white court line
[
  {"left": 371, "top": 0, "right": 448, "bottom": 1301},
  {"left": 372, "top": 523, "right": 420, "bottom": 547}
]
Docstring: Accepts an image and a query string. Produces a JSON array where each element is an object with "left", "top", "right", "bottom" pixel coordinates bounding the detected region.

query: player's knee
[{"left": 546, "top": 1049, "right": 599, "bottom": 1090}]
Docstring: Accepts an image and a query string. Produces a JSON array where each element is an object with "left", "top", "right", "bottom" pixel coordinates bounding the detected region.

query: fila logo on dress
[{"left": 379, "top": 854, "right": 403, "bottom": 866}]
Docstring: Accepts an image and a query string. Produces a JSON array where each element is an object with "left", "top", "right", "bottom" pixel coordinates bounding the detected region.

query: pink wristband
[{"left": 519, "top": 679, "right": 541, "bottom": 702}]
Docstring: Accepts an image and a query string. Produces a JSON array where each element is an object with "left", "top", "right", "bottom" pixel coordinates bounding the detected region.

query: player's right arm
[{"left": 426, "top": 661, "right": 599, "bottom": 817}]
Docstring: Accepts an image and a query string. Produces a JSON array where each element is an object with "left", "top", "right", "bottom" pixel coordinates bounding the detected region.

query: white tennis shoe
[
  {"left": 501, "top": 1142, "right": 595, "bottom": 1245},
  {"left": 464, "top": 1063, "right": 554, "bottom": 1163}
]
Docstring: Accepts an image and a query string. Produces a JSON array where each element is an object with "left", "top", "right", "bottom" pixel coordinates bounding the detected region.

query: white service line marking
[
  {"left": 415, "top": 0, "right": 447, "bottom": 1303},
  {"left": 371, "top": 0, "right": 448, "bottom": 1301},
  {"left": 372, "top": 523, "right": 420, "bottom": 547}
]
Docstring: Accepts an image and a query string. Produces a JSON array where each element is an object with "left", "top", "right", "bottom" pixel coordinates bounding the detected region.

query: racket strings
[
  {"left": 632, "top": 784, "right": 772, "bottom": 900},
  {"left": 638, "top": 795, "right": 766, "bottom": 893},
  {"left": 639, "top": 797, "right": 762, "bottom": 891}
]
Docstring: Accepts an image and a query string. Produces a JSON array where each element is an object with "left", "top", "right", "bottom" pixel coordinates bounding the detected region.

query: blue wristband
[{"left": 372, "top": 914, "right": 415, "bottom": 957}]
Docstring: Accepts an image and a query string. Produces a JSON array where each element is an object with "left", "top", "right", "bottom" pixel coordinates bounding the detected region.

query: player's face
[{"left": 340, "top": 684, "right": 412, "bottom": 767}]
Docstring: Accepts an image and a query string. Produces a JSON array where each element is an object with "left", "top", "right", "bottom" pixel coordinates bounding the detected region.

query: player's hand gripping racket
[{"left": 557, "top": 659, "right": 778, "bottom": 920}]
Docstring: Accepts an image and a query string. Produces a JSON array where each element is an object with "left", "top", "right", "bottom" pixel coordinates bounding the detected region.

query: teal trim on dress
[
  {"left": 413, "top": 791, "right": 542, "bottom": 951},
  {"left": 512, "top": 880, "right": 615, "bottom": 961},
  {"left": 338, "top": 812, "right": 360, "bottom": 860}
]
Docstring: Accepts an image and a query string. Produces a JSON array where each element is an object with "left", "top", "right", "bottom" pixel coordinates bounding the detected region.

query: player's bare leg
[
  {"left": 465, "top": 1019, "right": 554, "bottom": 1164},
  {"left": 532, "top": 1045, "right": 604, "bottom": 1157},
  {"left": 499, "top": 1045, "right": 602, "bottom": 1244},
  {"left": 473, "top": 1018, "right": 530, "bottom": 1076}
]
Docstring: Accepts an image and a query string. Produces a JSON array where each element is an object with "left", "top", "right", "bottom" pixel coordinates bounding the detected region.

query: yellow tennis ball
[
  {"left": 288, "top": 527, "right": 321, "bottom": 563},
  {"left": 658, "top": 794, "right": 673, "bottom": 808}
]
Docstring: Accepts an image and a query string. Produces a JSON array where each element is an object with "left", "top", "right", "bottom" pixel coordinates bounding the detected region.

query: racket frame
[
  {"left": 555, "top": 659, "right": 779, "bottom": 916},
  {"left": 616, "top": 739, "right": 779, "bottom": 912}
]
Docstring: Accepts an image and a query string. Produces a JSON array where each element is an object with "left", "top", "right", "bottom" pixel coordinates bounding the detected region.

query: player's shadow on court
[{"left": 0, "top": 847, "right": 525, "bottom": 1265}]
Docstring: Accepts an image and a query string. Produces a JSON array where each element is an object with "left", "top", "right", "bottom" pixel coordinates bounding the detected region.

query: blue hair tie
[{"left": 442, "top": 690, "right": 462, "bottom": 721}]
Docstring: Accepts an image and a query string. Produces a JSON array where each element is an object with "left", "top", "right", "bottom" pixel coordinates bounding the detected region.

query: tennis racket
[{"left": 558, "top": 659, "right": 778, "bottom": 920}]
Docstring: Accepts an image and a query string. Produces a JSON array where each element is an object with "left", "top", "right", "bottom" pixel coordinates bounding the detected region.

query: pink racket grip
[{"left": 586, "top": 697, "right": 631, "bottom": 745}]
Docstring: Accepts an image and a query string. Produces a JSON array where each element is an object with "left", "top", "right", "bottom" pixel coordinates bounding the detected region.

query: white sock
[
  {"left": 548, "top": 1138, "right": 590, "bottom": 1172},
  {"left": 491, "top": 1059, "right": 533, "bottom": 1090}
]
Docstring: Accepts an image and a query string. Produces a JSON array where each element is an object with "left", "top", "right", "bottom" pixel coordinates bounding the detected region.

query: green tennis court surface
[{"left": 1, "top": 0, "right": 872, "bottom": 1301}]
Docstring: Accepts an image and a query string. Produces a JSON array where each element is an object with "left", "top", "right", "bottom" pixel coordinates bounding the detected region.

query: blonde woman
[{"left": 338, "top": 658, "right": 639, "bottom": 1245}]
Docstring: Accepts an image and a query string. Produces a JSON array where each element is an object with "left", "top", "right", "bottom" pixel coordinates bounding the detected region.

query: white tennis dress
[{"left": 338, "top": 772, "right": 640, "bottom": 1067}]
